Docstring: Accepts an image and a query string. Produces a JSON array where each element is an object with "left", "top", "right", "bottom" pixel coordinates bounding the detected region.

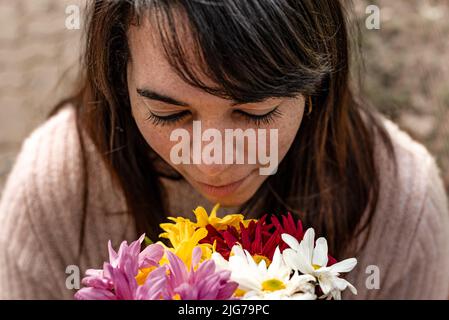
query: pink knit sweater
[{"left": 0, "top": 106, "right": 448, "bottom": 300}]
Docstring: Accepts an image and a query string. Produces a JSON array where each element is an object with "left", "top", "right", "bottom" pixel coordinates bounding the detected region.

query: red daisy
[{"left": 200, "top": 213, "right": 304, "bottom": 262}]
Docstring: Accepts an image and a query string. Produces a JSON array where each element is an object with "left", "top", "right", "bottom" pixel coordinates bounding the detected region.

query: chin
[
  {"left": 203, "top": 194, "right": 248, "bottom": 208},
  {"left": 206, "top": 186, "right": 262, "bottom": 208},
  {"left": 218, "top": 199, "right": 246, "bottom": 208}
]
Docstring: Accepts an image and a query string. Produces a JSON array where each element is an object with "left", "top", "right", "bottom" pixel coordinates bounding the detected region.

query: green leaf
[{"left": 144, "top": 236, "right": 153, "bottom": 246}]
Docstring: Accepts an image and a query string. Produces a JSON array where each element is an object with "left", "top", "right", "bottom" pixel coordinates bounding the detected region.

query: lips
[{"left": 198, "top": 177, "right": 246, "bottom": 188}]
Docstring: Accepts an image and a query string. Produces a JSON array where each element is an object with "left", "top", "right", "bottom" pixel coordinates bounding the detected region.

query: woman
[{"left": 0, "top": 0, "right": 448, "bottom": 299}]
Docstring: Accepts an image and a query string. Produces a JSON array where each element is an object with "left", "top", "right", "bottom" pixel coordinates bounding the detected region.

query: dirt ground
[
  {"left": 0, "top": 0, "right": 83, "bottom": 193},
  {"left": 1, "top": 0, "right": 448, "bottom": 195}
]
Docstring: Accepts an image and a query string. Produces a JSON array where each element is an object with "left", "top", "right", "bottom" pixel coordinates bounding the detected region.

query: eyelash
[
  {"left": 238, "top": 108, "right": 283, "bottom": 126},
  {"left": 144, "top": 107, "right": 283, "bottom": 126},
  {"left": 145, "top": 110, "right": 190, "bottom": 126}
]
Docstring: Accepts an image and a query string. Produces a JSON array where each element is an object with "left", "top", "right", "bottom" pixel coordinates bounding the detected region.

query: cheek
[
  {"left": 274, "top": 105, "right": 305, "bottom": 162},
  {"left": 129, "top": 92, "right": 178, "bottom": 165},
  {"left": 133, "top": 113, "right": 175, "bottom": 164}
]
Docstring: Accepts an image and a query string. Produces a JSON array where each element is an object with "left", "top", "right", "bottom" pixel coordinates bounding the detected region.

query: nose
[
  {"left": 194, "top": 162, "right": 231, "bottom": 178},
  {"left": 189, "top": 118, "right": 232, "bottom": 178},
  {"left": 191, "top": 134, "right": 232, "bottom": 178}
]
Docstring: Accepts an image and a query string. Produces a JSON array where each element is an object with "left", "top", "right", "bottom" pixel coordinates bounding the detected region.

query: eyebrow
[{"left": 137, "top": 88, "right": 242, "bottom": 107}]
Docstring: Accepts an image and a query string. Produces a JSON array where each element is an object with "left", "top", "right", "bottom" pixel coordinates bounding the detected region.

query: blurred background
[{"left": 0, "top": 0, "right": 448, "bottom": 195}]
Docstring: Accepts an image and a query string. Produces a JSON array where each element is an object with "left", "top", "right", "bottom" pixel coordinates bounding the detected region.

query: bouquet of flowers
[{"left": 75, "top": 204, "right": 357, "bottom": 300}]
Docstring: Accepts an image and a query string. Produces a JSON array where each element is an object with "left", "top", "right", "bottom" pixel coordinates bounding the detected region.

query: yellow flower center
[
  {"left": 253, "top": 255, "right": 271, "bottom": 266},
  {"left": 172, "top": 293, "right": 182, "bottom": 300},
  {"left": 135, "top": 267, "right": 156, "bottom": 286},
  {"left": 234, "top": 288, "right": 247, "bottom": 297},
  {"left": 312, "top": 264, "right": 322, "bottom": 270},
  {"left": 261, "top": 279, "right": 286, "bottom": 292}
]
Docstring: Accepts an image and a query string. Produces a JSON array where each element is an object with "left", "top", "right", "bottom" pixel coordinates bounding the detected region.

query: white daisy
[
  {"left": 282, "top": 228, "right": 358, "bottom": 300},
  {"left": 212, "top": 245, "right": 317, "bottom": 300}
]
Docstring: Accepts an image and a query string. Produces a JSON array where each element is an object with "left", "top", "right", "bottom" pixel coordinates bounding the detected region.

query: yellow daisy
[
  {"left": 159, "top": 217, "right": 213, "bottom": 269},
  {"left": 193, "top": 203, "right": 253, "bottom": 231}
]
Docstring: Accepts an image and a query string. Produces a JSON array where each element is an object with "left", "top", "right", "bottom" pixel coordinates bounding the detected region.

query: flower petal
[
  {"left": 312, "top": 237, "right": 328, "bottom": 267},
  {"left": 299, "top": 228, "right": 315, "bottom": 263},
  {"left": 268, "top": 247, "right": 282, "bottom": 272},
  {"left": 317, "top": 276, "right": 334, "bottom": 296},
  {"left": 281, "top": 233, "right": 300, "bottom": 251},
  {"left": 166, "top": 250, "right": 188, "bottom": 285},
  {"left": 282, "top": 248, "right": 314, "bottom": 275},
  {"left": 107, "top": 240, "right": 118, "bottom": 266},
  {"left": 333, "top": 277, "right": 358, "bottom": 295},
  {"left": 193, "top": 206, "right": 210, "bottom": 227},
  {"left": 212, "top": 252, "right": 229, "bottom": 270},
  {"left": 138, "top": 243, "right": 164, "bottom": 268},
  {"left": 328, "top": 258, "right": 357, "bottom": 273},
  {"left": 75, "top": 287, "right": 117, "bottom": 300},
  {"left": 191, "top": 246, "right": 203, "bottom": 268}
]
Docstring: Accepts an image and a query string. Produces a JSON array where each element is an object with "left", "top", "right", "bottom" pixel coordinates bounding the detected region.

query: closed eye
[
  {"left": 144, "top": 110, "right": 191, "bottom": 126},
  {"left": 143, "top": 106, "right": 283, "bottom": 127},
  {"left": 235, "top": 106, "right": 283, "bottom": 126}
]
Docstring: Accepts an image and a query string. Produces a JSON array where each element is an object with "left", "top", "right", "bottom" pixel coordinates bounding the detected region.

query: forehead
[
  {"left": 128, "top": 17, "right": 198, "bottom": 88},
  {"left": 126, "top": 11, "right": 282, "bottom": 108},
  {"left": 128, "top": 16, "right": 235, "bottom": 109}
]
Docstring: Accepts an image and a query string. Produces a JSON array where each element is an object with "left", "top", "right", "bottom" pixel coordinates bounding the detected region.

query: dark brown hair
[{"left": 52, "top": 0, "right": 395, "bottom": 260}]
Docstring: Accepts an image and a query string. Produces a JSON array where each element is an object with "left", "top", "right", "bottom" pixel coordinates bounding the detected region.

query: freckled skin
[{"left": 127, "top": 18, "right": 305, "bottom": 207}]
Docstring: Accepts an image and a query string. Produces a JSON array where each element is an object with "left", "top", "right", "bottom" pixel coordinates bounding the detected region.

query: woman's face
[{"left": 127, "top": 18, "right": 305, "bottom": 207}]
